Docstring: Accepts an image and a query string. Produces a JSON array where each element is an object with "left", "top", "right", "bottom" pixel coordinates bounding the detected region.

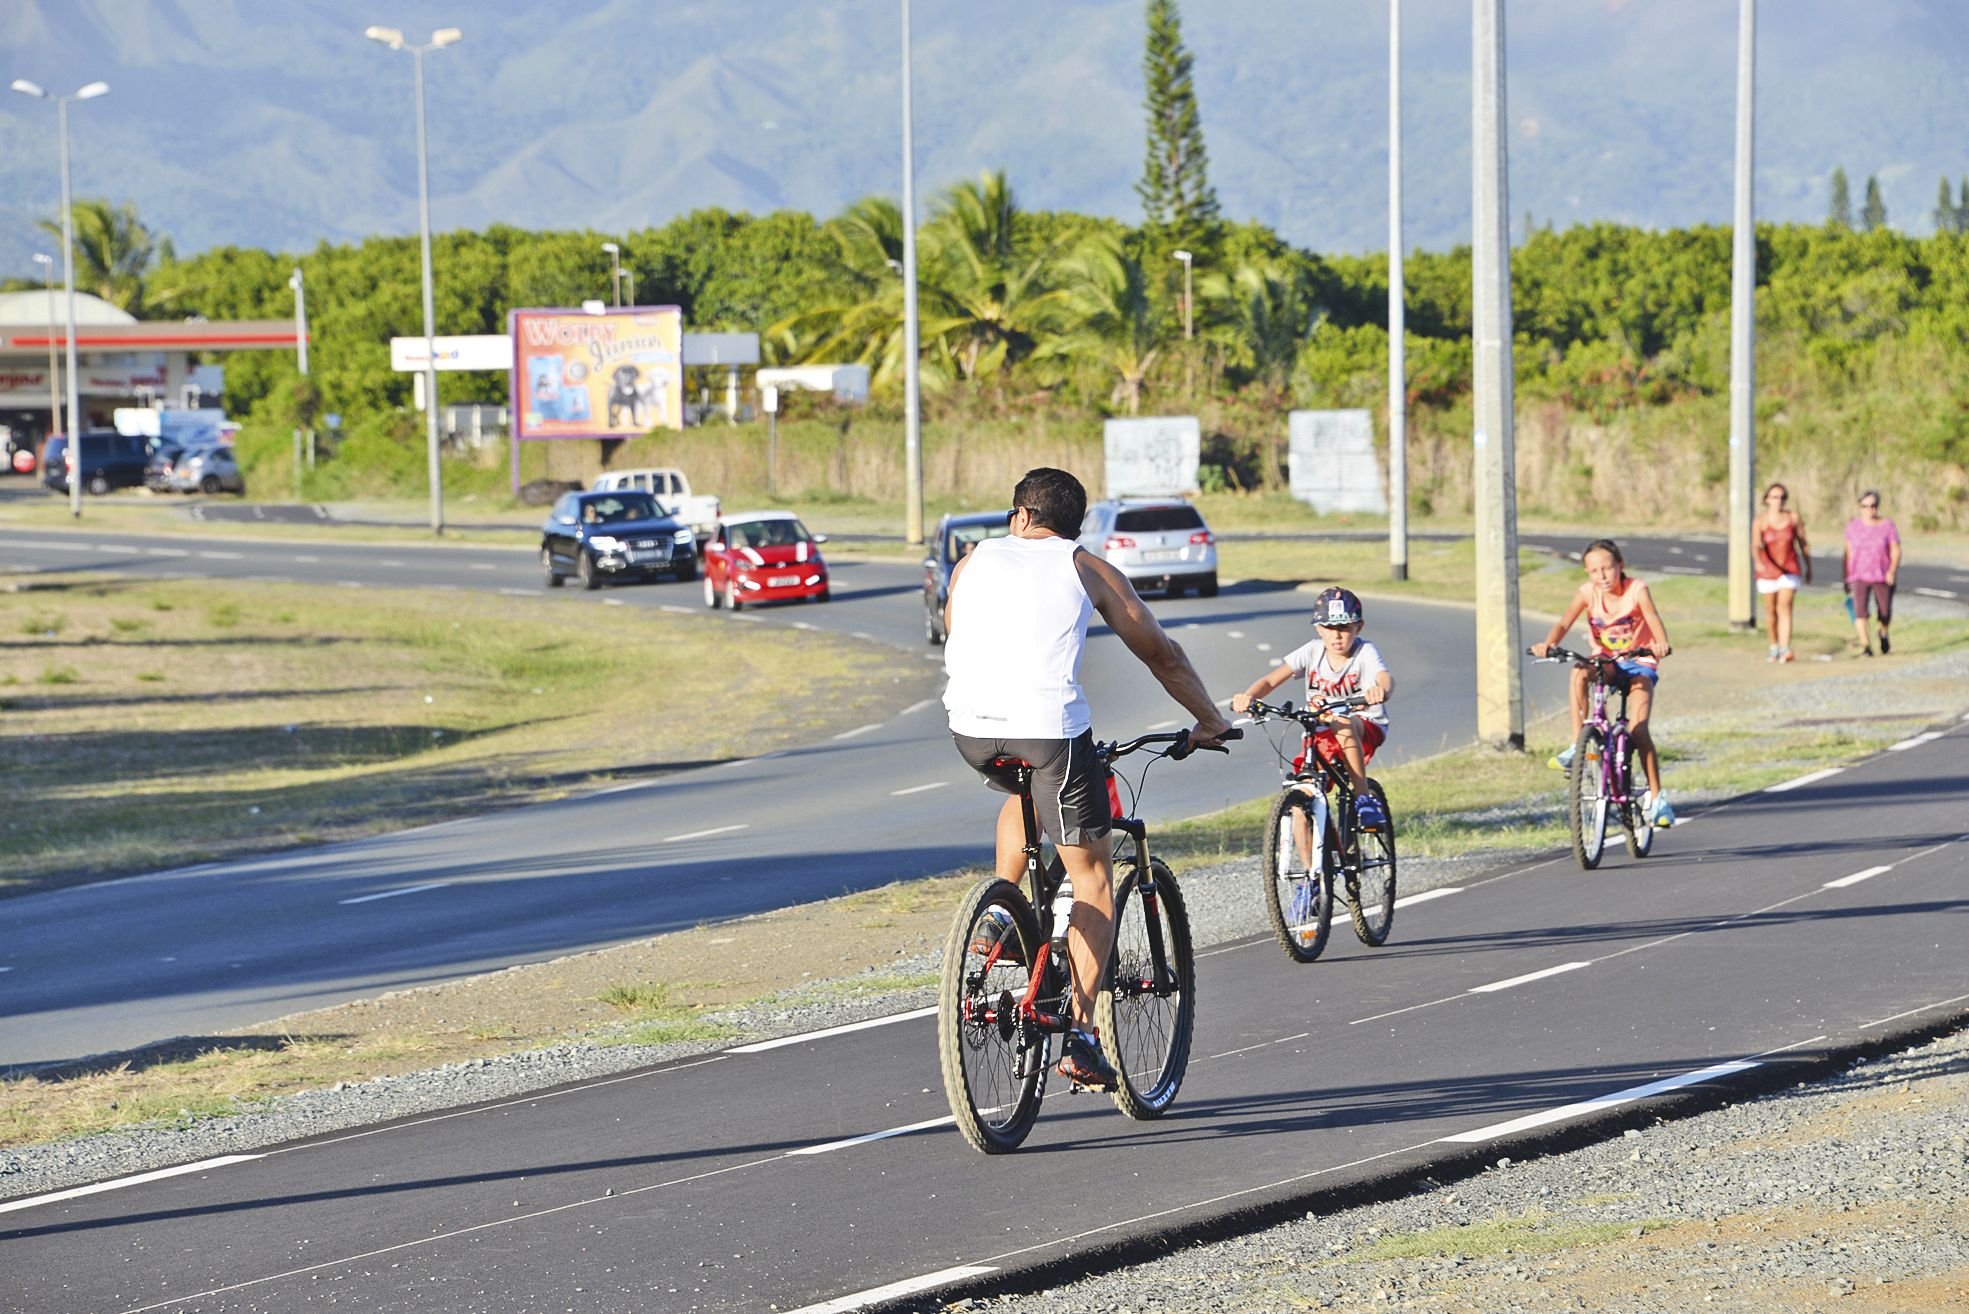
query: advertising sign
[
  {"left": 391, "top": 334, "right": 516, "bottom": 373},
  {"left": 509, "top": 306, "right": 683, "bottom": 440},
  {"left": 1103, "top": 416, "right": 1200, "bottom": 498},
  {"left": 1288, "top": 409, "right": 1386, "bottom": 514}
]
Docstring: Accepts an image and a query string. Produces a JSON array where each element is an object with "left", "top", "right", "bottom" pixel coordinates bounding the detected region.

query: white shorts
[{"left": 1756, "top": 574, "right": 1801, "bottom": 594}]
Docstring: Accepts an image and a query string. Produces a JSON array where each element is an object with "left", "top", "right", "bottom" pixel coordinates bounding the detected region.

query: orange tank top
[
  {"left": 1757, "top": 518, "right": 1800, "bottom": 579},
  {"left": 1584, "top": 578, "right": 1661, "bottom": 667}
]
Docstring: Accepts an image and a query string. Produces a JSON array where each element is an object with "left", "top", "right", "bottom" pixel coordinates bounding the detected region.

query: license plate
[
  {"left": 768, "top": 574, "right": 800, "bottom": 587},
  {"left": 629, "top": 550, "right": 668, "bottom": 563},
  {"left": 1141, "top": 548, "right": 1182, "bottom": 563}
]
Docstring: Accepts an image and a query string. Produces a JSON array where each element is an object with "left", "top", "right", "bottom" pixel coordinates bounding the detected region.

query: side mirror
[{"left": 556, "top": 515, "right": 575, "bottom": 526}]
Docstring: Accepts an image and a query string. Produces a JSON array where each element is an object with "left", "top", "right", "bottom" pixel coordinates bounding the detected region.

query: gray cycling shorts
[{"left": 952, "top": 730, "right": 1112, "bottom": 847}]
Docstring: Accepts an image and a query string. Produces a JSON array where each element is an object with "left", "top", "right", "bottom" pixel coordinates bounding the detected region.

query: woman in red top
[{"left": 1753, "top": 482, "right": 1811, "bottom": 663}]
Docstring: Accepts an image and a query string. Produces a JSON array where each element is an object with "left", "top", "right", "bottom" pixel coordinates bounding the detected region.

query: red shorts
[{"left": 1295, "top": 719, "right": 1386, "bottom": 772}]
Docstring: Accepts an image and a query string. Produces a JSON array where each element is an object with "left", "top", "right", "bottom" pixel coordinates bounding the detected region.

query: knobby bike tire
[
  {"left": 1620, "top": 734, "right": 1654, "bottom": 858},
  {"left": 1260, "top": 788, "right": 1331, "bottom": 963},
  {"left": 1097, "top": 858, "right": 1196, "bottom": 1120},
  {"left": 1349, "top": 779, "right": 1399, "bottom": 946},
  {"left": 1568, "top": 724, "right": 1609, "bottom": 870},
  {"left": 937, "top": 877, "right": 1046, "bottom": 1154}
]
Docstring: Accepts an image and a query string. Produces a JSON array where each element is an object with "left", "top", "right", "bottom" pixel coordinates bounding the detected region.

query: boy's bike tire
[
  {"left": 938, "top": 877, "right": 1046, "bottom": 1154},
  {"left": 1348, "top": 780, "right": 1398, "bottom": 946},
  {"left": 1260, "top": 788, "right": 1332, "bottom": 963},
  {"left": 1568, "top": 725, "right": 1609, "bottom": 871},
  {"left": 1098, "top": 858, "right": 1195, "bottom": 1120}
]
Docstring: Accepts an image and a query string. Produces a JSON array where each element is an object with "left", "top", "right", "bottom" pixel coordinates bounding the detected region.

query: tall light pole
[
  {"left": 289, "top": 267, "right": 310, "bottom": 490},
  {"left": 899, "top": 0, "right": 924, "bottom": 546},
  {"left": 13, "top": 77, "right": 109, "bottom": 519},
  {"left": 1471, "top": 0, "right": 1523, "bottom": 749},
  {"left": 621, "top": 267, "right": 636, "bottom": 308},
  {"left": 1387, "top": 0, "right": 1409, "bottom": 582},
  {"left": 1173, "top": 249, "right": 1194, "bottom": 401},
  {"left": 601, "top": 241, "right": 622, "bottom": 307},
  {"left": 1726, "top": 0, "right": 1757, "bottom": 629},
  {"left": 31, "top": 251, "right": 61, "bottom": 446},
  {"left": 364, "top": 24, "right": 461, "bottom": 535}
]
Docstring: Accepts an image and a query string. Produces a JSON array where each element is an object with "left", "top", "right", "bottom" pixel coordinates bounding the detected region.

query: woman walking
[
  {"left": 1843, "top": 490, "right": 1902, "bottom": 656},
  {"left": 1753, "top": 482, "right": 1811, "bottom": 662}
]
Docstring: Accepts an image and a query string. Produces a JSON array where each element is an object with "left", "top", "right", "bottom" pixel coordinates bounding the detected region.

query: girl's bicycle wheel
[
  {"left": 1261, "top": 788, "right": 1331, "bottom": 963},
  {"left": 1567, "top": 725, "right": 1609, "bottom": 870},
  {"left": 1348, "top": 781, "right": 1398, "bottom": 946},
  {"left": 1618, "top": 735, "right": 1654, "bottom": 858},
  {"left": 1098, "top": 858, "right": 1196, "bottom": 1120},
  {"left": 938, "top": 877, "right": 1046, "bottom": 1154}
]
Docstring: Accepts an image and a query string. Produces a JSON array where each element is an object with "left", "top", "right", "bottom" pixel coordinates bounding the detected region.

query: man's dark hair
[{"left": 1012, "top": 467, "right": 1088, "bottom": 536}]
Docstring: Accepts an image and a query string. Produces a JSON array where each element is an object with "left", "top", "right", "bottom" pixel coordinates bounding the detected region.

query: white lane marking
[
  {"left": 293, "top": 554, "right": 321, "bottom": 563},
  {"left": 1824, "top": 864, "right": 1893, "bottom": 889},
  {"left": 1355, "top": 886, "right": 1464, "bottom": 920},
  {"left": 377, "top": 558, "right": 406, "bottom": 567},
  {"left": 1467, "top": 961, "right": 1591, "bottom": 994},
  {"left": 834, "top": 722, "right": 881, "bottom": 740},
  {"left": 1256, "top": 643, "right": 1273, "bottom": 652},
  {"left": 1440, "top": 1059, "right": 1761, "bottom": 1143},
  {"left": 1888, "top": 731, "right": 1943, "bottom": 751},
  {"left": 1765, "top": 766, "right": 1842, "bottom": 793},
  {"left": 1661, "top": 565, "right": 1706, "bottom": 575},
  {"left": 1913, "top": 586, "right": 1960, "bottom": 599},
  {"left": 664, "top": 823, "right": 748, "bottom": 843},
  {"left": 783, "top": 1266, "right": 998, "bottom": 1314},
  {"left": 0, "top": 538, "right": 90, "bottom": 551},
  {"left": 602, "top": 597, "right": 623, "bottom": 606},
  {"left": 1147, "top": 718, "right": 1180, "bottom": 730},
  {"left": 197, "top": 550, "right": 243, "bottom": 560},
  {"left": 786, "top": 1114, "right": 954, "bottom": 1156},
  {"left": 852, "top": 630, "right": 875, "bottom": 640},
  {"left": 791, "top": 620, "right": 818, "bottom": 631},
  {"left": 498, "top": 587, "right": 533, "bottom": 596},
  {"left": 1862, "top": 990, "right": 1969, "bottom": 1031},
  {"left": 1227, "top": 630, "right": 1245, "bottom": 639},
  {"left": 338, "top": 881, "right": 450, "bottom": 906},
  {"left": 0, "top": 1155, "right": 264, "bottom": 1216},
  {"left": 146, "top": 546, "right": 189, "bottom": 557},
  {"left": 0, "top": 965, "right": 11, "bottom": 972},
  {"left": 1692, "top": 553, "right": 1711, "bottom": 562},
  {"left": 727, "top": 1005, "right": 938, "bottom": 1054},
  {"left": 336, "top": 580, "right": 365, "bottom": 589},
  {"left": 901, "top": 697, "right": 938, "bottom": 716},
  {"left": 660, "top": 603, "right": 693, "bottom": 613},
  {"left": 890, "top": 781, "right": 949, "bottom": 796},
  {"left": 469, "top": 562, "right": 497, "bottom": 571}
]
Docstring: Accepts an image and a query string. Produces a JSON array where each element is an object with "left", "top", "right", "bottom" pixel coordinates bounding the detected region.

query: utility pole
[
  {"left": 1173, "top": 249, "right": 1194, "bottom": 401},
  {"left": 899, "top": 0, "right": 925, "bottom": 547},
  {"left": 1471, "top": 0, "right": 1523, "bottom": 749},
  {"left": 32, "top": 252, "right": 61, "bottom": 444},
  {"left": 1727, "top": 0, "right": 1757, "bottom": 629},
  {"left": 1387, "top": 0, "right": 1408, "bottom": 582},
  {"left": 289, "top": 267, "right": 309, "bottom": 493}
]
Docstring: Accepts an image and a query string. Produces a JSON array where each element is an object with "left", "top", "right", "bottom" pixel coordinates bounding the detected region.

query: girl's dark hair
[
  {"left": 1583, "top": 538, "right": 1624, "bottom": 567},
  {"left": 1763, "top": 482, "right": 1788, "bottom": 502}
]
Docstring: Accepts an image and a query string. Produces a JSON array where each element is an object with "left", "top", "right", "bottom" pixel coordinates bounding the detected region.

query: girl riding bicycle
[{"left": 1532, "top": 539, "right": 1676, "bottom": 827}]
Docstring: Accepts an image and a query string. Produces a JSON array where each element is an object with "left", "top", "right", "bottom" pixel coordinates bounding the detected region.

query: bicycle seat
[{"left": 989, "top": 755, "right": 1033, "bottom": 770}]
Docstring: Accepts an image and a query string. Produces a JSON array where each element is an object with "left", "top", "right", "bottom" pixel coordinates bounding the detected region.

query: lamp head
[
  {"left": 1172, "top": 249, "right": 1192, "bottom": 265},
  {"left": 11, "top": 78, "right": 48, "bottom": 99},
  {"left": 32, "top": 251, "right": 53, "bottom": 265},
  {"left": 288, "top": 268, "right": 303, "bottom": 291},
  {"left": 430, "top": 28, "right": 463, "bottom": 48},
  {"left": 76, "top": 82, "right": 109, "bottom": 100},
  {"left": 364, "top": 25, "right": 406, "bottom": 48},
  {"left": 601, "top": 242, "right": 619, "bottom": 254}
]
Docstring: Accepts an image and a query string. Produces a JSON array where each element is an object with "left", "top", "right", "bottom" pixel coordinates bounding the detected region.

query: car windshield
[
  {"left": 946, "top": 518, "right": 1011, "bottom": 562},
  {"left": 1114, "top": 505, "right": 1205, "bottom": 533},
  {"left": 582, "top": 493, "right": 663, "bottom": 524},
  {"left": 727, "top": 518, "right": 811, "bottom": 549}
]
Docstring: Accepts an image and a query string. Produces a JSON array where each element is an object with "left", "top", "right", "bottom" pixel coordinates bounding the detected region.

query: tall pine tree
[
  {"left": 1137, "top": 0, "right": 1219, "bottom": 239},
  {"left": 1827, "top": 166, "right": 1852, "bottom": 228},
  {"left": 1936, "top": 177, "right": 1959, "bottom": 235},
  {"left": 1861, "top": 175, "right": 1888, "bottom": 231},
  {"left": 1959, "top": 177, "right": 1969, "bottom": 232}
]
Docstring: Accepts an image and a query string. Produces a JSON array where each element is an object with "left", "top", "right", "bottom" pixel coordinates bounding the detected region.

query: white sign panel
[
  {"left": 681, "top": 332, "right": 762, "bottom": 366},
  {"left": 1288, "top": 409, "right": 1386, "bottom": 514},
  {"left": 390, "top": 334, "right": 516, "bottom": 372},
  {"left": 1103, "top": 416, "right": 1201, "bottom": 498}
]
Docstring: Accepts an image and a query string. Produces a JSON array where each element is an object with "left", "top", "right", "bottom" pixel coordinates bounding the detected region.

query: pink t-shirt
[{"left": 1844, "top": 517, "right": 1900, "bottom": 583}]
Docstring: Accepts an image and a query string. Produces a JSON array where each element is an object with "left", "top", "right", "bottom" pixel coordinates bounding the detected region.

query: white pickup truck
[{"left": 591, "top": 468, "right": 721, "bottom": 540}]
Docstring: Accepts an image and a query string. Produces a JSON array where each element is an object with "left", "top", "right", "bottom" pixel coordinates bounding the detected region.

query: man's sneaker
[
  {"left": 1880, "top": 633, "right": 1891, "bottom": 655},
  {"left": 969, "top": 907, "right": 1024, "bottom": 965},
  {"left": 1648, "top": 792, "right": 1677, "bottom": 829},
  {"left": 1548, "top": 743, "right": 1575, "bottom": 771},
  {"left": 1354, "top": 791, "right": 1388, "bottom": 832},
  {"left": 1057, "top": 1029, "right": 1119, "bottom": 1091}
]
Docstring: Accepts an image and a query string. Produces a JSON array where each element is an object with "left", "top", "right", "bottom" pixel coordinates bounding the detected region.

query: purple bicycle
[{"left": 1529, "top": 645, "right": 1655, "bottom": 870}]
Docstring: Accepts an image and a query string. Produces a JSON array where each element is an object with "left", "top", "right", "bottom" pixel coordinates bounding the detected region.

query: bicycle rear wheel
[
  {"left": 1619, "top": 735, "right": 1654, "bottom": 858},
  {"left": 1348, "top": 781, "right": 1398, "bottom": 946},
  {"left": 1260, "top": 788, "right": 1331, "bottom": 963},
  {"left": 938, "top": 877, "right": 1046, "bottom": 1153},
  {"left": 1567, "top": 725, "right": 1609, "bottom": 870},
  {"left": 1098, "top": 858, "right": 1196, "bottom": 1120}
]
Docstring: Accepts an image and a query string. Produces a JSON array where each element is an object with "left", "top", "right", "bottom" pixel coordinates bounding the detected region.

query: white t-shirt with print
[{"left": 1279, "top": 637, "right": 1391, "bottom": 729}]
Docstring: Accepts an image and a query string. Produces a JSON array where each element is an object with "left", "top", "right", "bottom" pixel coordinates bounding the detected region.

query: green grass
[{"left": 591, "top": 980, "right": 740, "bottom": 1047}]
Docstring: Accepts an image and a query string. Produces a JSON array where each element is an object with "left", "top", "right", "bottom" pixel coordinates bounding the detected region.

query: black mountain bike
[
  {"left": 937, "top": 727, "right": 1234, "bottom": 1154},
  {"left": 1241, "top": 696, "right": 1398, "bottom": 963}
]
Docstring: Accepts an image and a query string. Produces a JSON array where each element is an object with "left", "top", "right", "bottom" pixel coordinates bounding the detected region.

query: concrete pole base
[{"left": 1391, "top": 563, "right": 1408, "bottom": 582}]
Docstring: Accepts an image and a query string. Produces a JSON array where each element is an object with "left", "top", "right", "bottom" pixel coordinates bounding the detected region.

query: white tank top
[{"left": 943, "top": 534, "right": 1093, "bottom": 738}]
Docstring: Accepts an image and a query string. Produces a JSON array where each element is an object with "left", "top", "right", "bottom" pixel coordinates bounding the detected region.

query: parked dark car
[
  {"left": 541, "top": 490, "right": 698, "bottom": 590},
  {"left": 41, "top": 430, "right": 149, "bottom": 495},
  {"left": 922, "top": 509, "right": 1012, "bottom": 645}
]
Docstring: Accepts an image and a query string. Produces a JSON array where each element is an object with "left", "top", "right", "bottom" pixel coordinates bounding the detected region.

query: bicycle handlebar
[
  {"left": 1101, "top": 726, "right": 1242, "bottom": 764},
  {"left": 1527, "top": 644, "right": 1654, "bottom": 667},
  {"left": 1243, "top": 694, "right": 1375, "bottom": 726}
]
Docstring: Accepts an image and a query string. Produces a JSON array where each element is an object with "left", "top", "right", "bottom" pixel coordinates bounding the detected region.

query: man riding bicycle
[{"left": 943, "top": 468, "right": 1234, "bottom": 1089}]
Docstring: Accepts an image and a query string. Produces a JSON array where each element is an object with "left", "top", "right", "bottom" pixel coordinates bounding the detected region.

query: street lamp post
[
  {"left": 1388, "top": 0, "right": 1409, "bottom": 582},
  {"left": 621, "top": 267, "right": 636, "bottom": 308},
  {"left": 364, "top": 24, "right": 461, "bottom": 535},
  {"left": 601, "top": 241, "right": 622, "bottom": 307},
  {"left": 899, "top": 0, "right": 924, "bottom": 547},
  {"left": 31, "top": 252, "right": 61, "bottom": 446},
  {"left": 289, "top": 267, "right": 310, "bottom": 489},
  {"left": 1726, "top": 0, "right": 1758, "bottom": 630},
  {"left": 12, "top": 77, "right": 109, "bottom": 519},
  {"left": 1173, "top": 248, "right": 1194, "bottom": 400}
]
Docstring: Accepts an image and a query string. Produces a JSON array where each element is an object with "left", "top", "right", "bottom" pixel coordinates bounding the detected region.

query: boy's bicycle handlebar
[{"left": 1099, "top": 726, "right": 1242, "bottom": 765}]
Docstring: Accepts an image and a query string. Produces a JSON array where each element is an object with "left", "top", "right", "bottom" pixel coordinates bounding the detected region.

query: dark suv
[{"left": 42, "top": 431, "right": 150, "bottom": 495}]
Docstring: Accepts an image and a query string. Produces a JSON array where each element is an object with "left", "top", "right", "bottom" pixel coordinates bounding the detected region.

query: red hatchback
[{"left": 702, "top": 512, "right": 831, "bottom": 609}]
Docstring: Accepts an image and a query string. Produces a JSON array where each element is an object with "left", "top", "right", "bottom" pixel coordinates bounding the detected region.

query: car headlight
[
  {"left": 672, "top": 529, "right": 693, "bottom": 544},
  {"left": 588, "top": 535, "right": 622, "bottom": 552}
]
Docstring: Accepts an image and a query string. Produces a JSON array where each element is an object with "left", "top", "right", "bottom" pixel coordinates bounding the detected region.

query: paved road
[
  {"left": 0, "top": 525, "right": 1568, "bottom": 1066},
  {"left": 2, "top": 721, "right": 1962, "bottom": 1313}
]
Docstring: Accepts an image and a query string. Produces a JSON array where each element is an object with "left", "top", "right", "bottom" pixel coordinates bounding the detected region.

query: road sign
[{"left": 389, "top": 335, "right": 515, "bottom": 372}]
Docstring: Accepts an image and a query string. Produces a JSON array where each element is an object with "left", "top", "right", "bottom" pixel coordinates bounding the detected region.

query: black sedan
[
  {"left": 541, "top": 490, "right": 698, "bottom": 590},
  {"left": 922, "top": 509, "right": 1011, "bottom": 644}
]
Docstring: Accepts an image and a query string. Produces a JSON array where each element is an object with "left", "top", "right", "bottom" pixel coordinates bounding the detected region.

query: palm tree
[
  {"left": 765, "top": 197, "right": 914, "bottom": 382},
  {"left": 1038, "top": 233, "right": 1169, "bottom": 413},
  {"left": 1200, "top": 258, "right": 1314, "bottom": 388},
  {"left": 915, "top": 171, "right": 1067, "bottom": 384},
  {"left": 37, "top": 199, "right": 161, "bottom": 313}
]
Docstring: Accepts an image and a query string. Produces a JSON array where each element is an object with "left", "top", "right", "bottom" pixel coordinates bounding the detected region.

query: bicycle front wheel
[
  {"left": 1568, "top": 725, "right": 1609, "bottom": 870},
  {"left": 1261, "top": 788, "right": 1331, "bottom": 963},
  {"left": 1349, "top": 780, "right": 1398, "bottom": 946},
  {"left": 1098, "top": 858, "right": 1196, "bottom": 1120},
  {"left": 938, "top": 877, "right": 1046, "bottom": 1154},
  {"left": 1619, "top": 735, "right": 1654, "bottom": 858}
]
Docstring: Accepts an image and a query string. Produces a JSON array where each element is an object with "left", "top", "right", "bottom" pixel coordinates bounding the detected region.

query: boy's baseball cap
[{"left": 1311, "top": 586, "right": 1364, "bottom": 627}]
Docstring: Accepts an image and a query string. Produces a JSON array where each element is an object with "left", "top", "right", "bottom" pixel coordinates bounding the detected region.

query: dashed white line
[
  {"left": 377, "top": 559, "right": 406, "bottom": 568},
  {"left": 1466, "top": 961, "right": 1591, "bottom": 994},
  {"left": 1355, "top": 886, "right": 1463, "bottom": 920},
  {"left": 468, "top": 563, "right": 498, "bottom": 571},
  {"left": 783, "top": 1265, "right": 998, "bottom": 1314},
  {"left": 1824, "top": 864, "right": 1893, "bottom": 889},
  {"left": 890, "top": 780, "right": 949, "bottom": 796},
  {"left": 664, "top": 823, "right": 748, "bottom": 843},
  {"left": 851, "top": 630, "right": 875, "bottom": 640},
  {"left": 791, "top": 620, "right": 818, "bottom": 631},
  {"left": 1227, "top": 630, "right": 1245, "bottom": 639},
  {"left": 785, "top": 1114, "right": 954, "bottom": 1157},
  {"left": 499, "top": 587, "right": 533, "bottom": 597},
  {"left": 338, "top": 881, "right": 450, "bottom": 906},
  {"left": 834, "top": 722, "right": 881, "bottom": 740},
  {"left": 293, "top": 555, "right": 321, "bottom": 563},
  {"left": 0, "top": 1155, "right": 265, "bottom": 1216},
  {"left": 726, "top": 1005, "right": 938, "bottom": 1053},
  {"left": 602, "top": 597, "right": 623, "bottom": 606},
  {"left": 1887, "top": 731, "right": 1943, "bottom": 751},
  {"left": 1765, "top": 766, "right": 1842, "bottom": 793},
  {"left": 1147, "top": 718, "right": 1180, "bottom": 730},
  {"left": 1256, "top": 643, "right": 1273, "bottom": 652},
  {"left": 146, "top": 546, "right": 189, "bottom": 557},
  {"left": 659, "top": 603, "right": 693, "bottom": 613},
  {"left": 197, "top": 550, "right": 243, "bottom": 560},
  {"left": 1913, "top": 586, "right": 1960, "bottom": 600},
  {"left": 901, "top": 698, "right": 938, "bottom": 716},
  {"left": 1439, "top": 1059, "right": 1761, "bottom": 1143}
]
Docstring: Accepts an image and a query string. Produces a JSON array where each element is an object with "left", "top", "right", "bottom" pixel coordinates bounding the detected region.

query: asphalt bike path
[
  {"left": 3, "top": 722, "right": 1963, "bottom": 1313},
  {"left": 0, "top": 528, "right": 1563, "bottom": 1065}
]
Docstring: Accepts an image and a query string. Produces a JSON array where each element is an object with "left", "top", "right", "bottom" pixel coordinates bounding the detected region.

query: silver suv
[{"left": 1078, "top": 499, "right": 1217, "bottom": 598}]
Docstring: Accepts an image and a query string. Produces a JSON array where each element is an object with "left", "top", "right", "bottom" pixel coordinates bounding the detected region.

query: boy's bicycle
[
  {"left": 1240, "top": 695, "right": 1398, "bottom": 963},
  {"left": 937, "top": 727, "right": 1234, "bottom": 1154},
  {"left": 1529, "top": 645, "right": 1655, "bottom": 870}
]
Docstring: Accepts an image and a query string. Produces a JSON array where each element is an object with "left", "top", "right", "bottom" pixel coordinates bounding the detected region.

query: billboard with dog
[{"left": 509, "top": 306, "right": 684, "bottom": 440}]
